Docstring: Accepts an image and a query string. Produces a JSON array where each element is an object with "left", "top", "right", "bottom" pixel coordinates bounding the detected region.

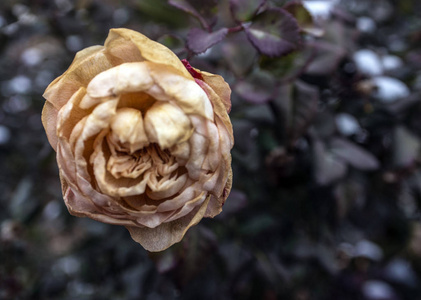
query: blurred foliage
[{"left": 1, "top": 0, "right": 421, "bottom": 299}]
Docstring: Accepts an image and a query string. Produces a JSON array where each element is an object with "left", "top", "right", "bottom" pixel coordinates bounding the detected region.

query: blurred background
[{"left": 1, "top": 0, "right": 421, "bottom": 299}]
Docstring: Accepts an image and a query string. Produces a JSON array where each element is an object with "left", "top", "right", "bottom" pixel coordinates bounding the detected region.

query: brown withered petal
[{"left": 41, "top": 28, "right": 233, "bottom": 252}]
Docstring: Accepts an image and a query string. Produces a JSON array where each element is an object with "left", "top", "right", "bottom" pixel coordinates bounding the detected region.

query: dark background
[{"left": 1, "top": 0, "right": 421, "bottom": 299}]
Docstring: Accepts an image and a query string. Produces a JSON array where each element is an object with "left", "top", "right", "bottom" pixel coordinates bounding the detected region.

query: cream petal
[
  {"left": 63, "top": 181, "right": 101, "bottom": 216},
  {"left": 163, "top": 192, "right": 207, "bottom": 223},
  {"left": 147, "top": 173, "right": 188, "bottom": 199},
  {"left": 58, "top": 142, "right": 130, "bottom": 222},
  {"left": 110, "top": 107, "right": 149, "bottom": 153},
  {"left": 107, "top": 154, "right": 152, "bottom": 179},
  {"left": 78, "top": 99, "right": 118, "bottom": 140},
  {"left": 144, "top": 101, "right": 192, "bottom": 149},
  {"left": 57, "top": 87, "right": 89, "bottom": 140},
  {"left": 155, "top": 159, "right": 179, "bottom": 176},
  {"left": 169, "top": 141, "right": 190, "bottom": 165},
  {"left": 155, "top": 182, "right": 200, "bottom": 212},
  {"left": 126, "top": 195, "right": 210, "bottom": 252},
  {"left": 58, "top": 138, "right": 121, "bottom": 213},
  {"left": 87, "top": 62, "right": 154, "bottom": 98},
  {"left": 69, "top": 117, "right": 86, "bottom": 150},
  {"left": 91, "top": 136, "right": 150, "bottom": 197},
  {"left": 190, "top": 115, "right": 220, "bottom": 171},
  {"left": 64, "top": 184, "right": 138, "bottom": 226},
  {"left": 204, "top": 168, "right": 232, "bottom": 218},
  {"left": 72, "top": 99, "right": 118, "bottom": 181},
  {"left": 202, "top": 122, "right": 220, "bottom": 171},
  {"left": 202, "top": 163, "right": 224, "bottom": 194},
  {"left": 147, "top": 63, "right": 214, "bottom": 120},
  {"left": 134, "top": 210, "right": 177, "bottom": 228},
  {"left": 185, "top": 132, "right": 209, "bottom": 180},
  {"left": 195, "top": 79, "right": 234, "bottom": 146},
  {"left": 57, "top": 140, "right": 77, "bottom": 184}
]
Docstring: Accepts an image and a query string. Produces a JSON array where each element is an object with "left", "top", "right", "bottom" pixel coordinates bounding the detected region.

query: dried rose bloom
[{"left": 42, "top": 28, "right": 233, "bottom": 251}]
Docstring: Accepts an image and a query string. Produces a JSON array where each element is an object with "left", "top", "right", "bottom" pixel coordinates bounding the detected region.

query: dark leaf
[
  {"left": 284, "top": 1, "right": 323, "bottom": 36},
  {"left": 329, "top": 138, "right": 380, "bottom": 171},
  {"left": 275, "top": 81, "right": 319, "bottom": 143},
  {"left": 222, "top": 33, "right": 258, "bottom": 77},
  {"left": 289, "top": 81, "right": 319, "bottom": 142},
  {"left": 232, "top": 119, "right": 259, "bottom": 154},
  {"left": 135, "top": 0, "right": 188, "bottom": 26},
  {"left": 393, "top": 126, "right": 421, "bottom": 168},
  {"left": 234, "top": 68, "right": 276, "bottom": 104},
  {"left": 229, "top": 0, "right": 266, "bottom": 22},
  {"left": 334, "top": 179, "right": 365, "bottom": 219},
  {"left": 304, "top": 41, "right": 347, "bottom": 75},
  {"left": 244, "top": 8, "right": 301, "bottom": 57},
  {"left": 313, "top": 138, "right": 348, "bottom": 185},
  {"left": 260, "top": 45, "right": 315, "bottom": 81},
  {"left": 168, "top": 0, "right": 218, "bottom": 30},
  {"left": 187, "top": 27, "right": 228, "bottom": 54},
  {"left": 240, "top": 214, "right": 276, "bottom": 236},
  {"left": 220, "top": 189, "right": 248, "bottom": 217}
]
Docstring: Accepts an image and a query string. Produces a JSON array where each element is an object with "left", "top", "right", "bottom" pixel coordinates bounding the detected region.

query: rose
[{"left": 42, "top": 28, "right": 233, "bottom": 252}]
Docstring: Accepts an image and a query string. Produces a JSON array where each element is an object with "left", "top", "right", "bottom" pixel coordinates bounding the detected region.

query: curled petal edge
[{"left": 126, "top": 195, "right": 210, "bottom": 252}]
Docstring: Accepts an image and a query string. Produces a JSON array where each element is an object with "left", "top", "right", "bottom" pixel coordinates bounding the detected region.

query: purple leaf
[
  {"left": 230, "top": 0, "right": 266, "bottom": 22},
  {"left": 244, "top": 8, "right": 301, "bottom": 57},
  {"left": 329, "top": 138, "right": 380, "bottom": 171},
  {"left": 234, "top": 69, "right": 276, "bottom": 104},
  {"left": 219, "top": 189, "right": 248, "bottom": 217},
  {"left": 187, "top": 27, "right": 228, "bottom": 54},
  {"left": 305, "top": 41, "right": 347, "bottom": 75},
  {"left": 168, "top": 0, "right": 217, "bottom": 30},
  {"left": 284, "top": 1, "right": 324, "bottom": 36},
  {"left": 259, "top": 46, "right": 315, "bottom": 81},
  {"left": 222, "top": 33, "right": 258, "bottom": 76}
]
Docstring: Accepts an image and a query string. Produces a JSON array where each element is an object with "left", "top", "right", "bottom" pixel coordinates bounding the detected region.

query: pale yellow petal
[
  {"left": 144, "top": 101, "right": 192, "bottom": 149},
  {"left": 43, "top": 46, "right": 114, "bottom": 110},
  {"left": 105, "top": 28, "right": 192, "bottom": 79},
  {"left": 147, "top": 63, "right": 214, "bottom": 120},
  {"left": 87, "top": 62, "right": 154, "bottom": 98},
  {"left": 41, "top": 101, "right": 59, "bottom": 151},
  {"left": 57, "top": 87, "right": 89, "bottom": 140},
  {"left": 110, "top": 107, "right": 149, "bottom": 153},
  {"left": 200, "top": 71, "right": 232, "bottom": 112}
]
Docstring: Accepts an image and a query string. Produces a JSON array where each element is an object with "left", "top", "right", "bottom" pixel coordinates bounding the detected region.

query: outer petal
[
  {"left": 126, "top": 195, "right": 210, "bottom": 252},
  {"left": 200, "top": 71, "right": 232, "bottom": 113},
  {"left": 105, "top": 28, "right": 192, "bottom": 79},
  {"left": 43, "top": 46, "right": 115, "bottom": 110},
  {"left": 41, "top": 101, "right": 59, "bottom": 151},
  {"left": 195, "top": 79, "right": 234, "bottom": 146}
]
